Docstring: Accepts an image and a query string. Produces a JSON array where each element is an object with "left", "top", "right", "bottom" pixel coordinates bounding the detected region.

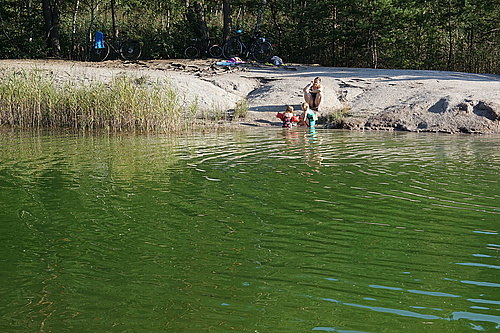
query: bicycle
[
  {"left": 89, "top": 32, "right": 142, "bottom": 62},
  {"left": 222, "top": 28, "right": 273, "bottom": 63},
  {"left": 184, "top": 38, "right": 223, "bottom": 59}
]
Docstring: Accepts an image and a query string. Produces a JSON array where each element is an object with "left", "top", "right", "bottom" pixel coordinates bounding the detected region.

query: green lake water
[{"left": 1, "top": 128, "right": 499, "bottom": 332}]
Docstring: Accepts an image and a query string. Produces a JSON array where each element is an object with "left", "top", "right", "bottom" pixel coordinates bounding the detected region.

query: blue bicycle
[{"left": 90, "top": 32, "right": 142, "bottom": 62}]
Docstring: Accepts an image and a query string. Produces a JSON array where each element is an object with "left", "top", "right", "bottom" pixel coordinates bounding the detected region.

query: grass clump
[
  {"left": 0, "top": 69, "right": 199, "bottom": 132},
  {"left": 233, "top": 99, "right": 249, "bottom": 119},
  {"left": 318, "top": 106, "right": 352, "bottom": 129}
]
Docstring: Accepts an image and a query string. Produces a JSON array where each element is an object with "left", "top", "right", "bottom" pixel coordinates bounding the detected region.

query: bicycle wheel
[
  {"left": 251, "top": 40, "right": 273, "bottom": 63},
  {"left": 208, "top": 44, "right": 223, "bottom": 58},
  {"left": 120, "top": 40, "right": 142, "bottom": 60},
  {"left": 89, "top": 41, "right": 110, "bottom": 62},
  {"left": 222, "top": 38, "right": 243, "bottom": 59},
  {"left": 184, "top": 46, "right": 199, "bottom": 59}
]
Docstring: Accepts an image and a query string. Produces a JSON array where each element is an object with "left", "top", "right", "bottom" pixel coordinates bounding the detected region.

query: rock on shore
[{"left": 1, "top": 59, "right": 499, "bottom": 133}]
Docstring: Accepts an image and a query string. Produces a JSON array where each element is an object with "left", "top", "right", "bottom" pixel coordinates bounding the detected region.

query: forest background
[{"left": 0, "top": 0, "right": 498, "bottom": 74}]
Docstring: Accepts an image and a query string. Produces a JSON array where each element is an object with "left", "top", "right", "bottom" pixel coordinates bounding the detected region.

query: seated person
[
  {"left": 298, "top": 102, "right": 316, "bottom": 128},
  {"left": 303, "top": 77, "right": 323, "bottom": 111},
  {"left": 277, "top": 106, "right": 299, "bottom": 126}
]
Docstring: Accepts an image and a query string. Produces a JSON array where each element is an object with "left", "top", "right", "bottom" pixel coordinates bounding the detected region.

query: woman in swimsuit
[{"left": 303, "top": 77, "right": 323, "bottom": 111}]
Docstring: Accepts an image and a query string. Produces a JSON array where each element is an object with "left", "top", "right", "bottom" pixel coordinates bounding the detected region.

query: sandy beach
[{"left": 1, "top": 59, "right": 499, "bottom": 133}]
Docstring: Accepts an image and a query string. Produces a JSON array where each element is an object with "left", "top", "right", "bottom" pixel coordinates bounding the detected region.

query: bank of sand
[{"left": 1, "top": 59, "right": 499, "bottom": 133}]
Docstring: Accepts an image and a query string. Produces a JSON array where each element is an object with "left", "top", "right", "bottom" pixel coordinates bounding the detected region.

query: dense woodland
[{"left": 0, "top": 0, "right": 498, "bottom": 73}]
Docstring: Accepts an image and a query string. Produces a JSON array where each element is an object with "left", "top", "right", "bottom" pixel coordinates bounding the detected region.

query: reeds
[{"left": 0, "top": 69, "right": 230, "bottom": 132}]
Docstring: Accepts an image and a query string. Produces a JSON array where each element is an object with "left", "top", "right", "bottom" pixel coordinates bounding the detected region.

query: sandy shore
[{"left": 1, "top": 59, "right": 499, "bottom": 133}]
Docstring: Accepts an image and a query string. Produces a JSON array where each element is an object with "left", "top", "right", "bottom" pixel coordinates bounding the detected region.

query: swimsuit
[
  {"left": 307, "top": 111, "right": 316, "bottom": 127},
  {"left": 309, "top": 86, "right": 319, "bottom": 100},
  {"left": 282, "top": 115, "right": 292, "bottom": 128}
]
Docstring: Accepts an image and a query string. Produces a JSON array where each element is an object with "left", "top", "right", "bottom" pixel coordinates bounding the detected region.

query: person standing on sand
[{"left": 303, "top": 77, "right": 323, "bottom": 111}]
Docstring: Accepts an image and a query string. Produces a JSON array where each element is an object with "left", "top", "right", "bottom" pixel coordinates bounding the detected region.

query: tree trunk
[
  {"left": 70, "top": 0, "right": 80, "bottom": 59},
  {"left": 367, "top": 0, "right": 377, "bottom": 69},
  {"left": 52, "top": 0, "right": 61, "bottom": 57},
  {"left": 446, "top": 0, "right": 453, "bottom": 71},
  {"left": 42, "top": 0, "right": 61, "bottom": 57},
  {"left": 268, "top": 0, "right": 282, "bottom": 52},
  {"left": 185, "top": 1, "right": 210, "bottom": 50},
  {"left": 331, "top": 5, "right": 337, "bottom": 67},
  {"left": 0, "top": 12, "right": 11, "bottom": 40},
  {"left": 42, "top": 0, "right": 52, "bottom": 48},
  {"left": 223, "top": 0, "right": 232, "bottom": 41},
  {"left": 88, "top": 0, "right": 97, "bottom": 43},
  {"left": 369, "top": 29, "right": 377, "bottom": 68},
  {"left": 111, "top": 0, "right": 119, "bottom": 38},
  {"left": 194, "top": 1, "right": 209, "bottom": 47},
  {"left": 254, "top": 0, "right": 266, "bottom": 35},
  {"left": 26, "top": 0, "right": 34, "bottom": 42}
]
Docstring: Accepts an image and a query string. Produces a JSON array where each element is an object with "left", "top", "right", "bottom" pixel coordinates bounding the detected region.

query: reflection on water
[{"left": 0, "top": 129, "right": 499, "bottom": 332}]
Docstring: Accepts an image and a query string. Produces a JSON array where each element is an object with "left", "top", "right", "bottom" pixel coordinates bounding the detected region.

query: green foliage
[{"left": 0, "top": 0, "right": 498, "bottom": 73}]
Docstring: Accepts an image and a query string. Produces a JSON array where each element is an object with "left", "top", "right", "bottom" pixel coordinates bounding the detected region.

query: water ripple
[{"left": 2, "top": 129, "right": 500, "bottom": 332}]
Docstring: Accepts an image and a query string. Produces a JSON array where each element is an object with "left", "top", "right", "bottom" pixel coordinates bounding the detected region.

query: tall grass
[{"left": 0, "top": 69, "right": 230, "bottom": 132}]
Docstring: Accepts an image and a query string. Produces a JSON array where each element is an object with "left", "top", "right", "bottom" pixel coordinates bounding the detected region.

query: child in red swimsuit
[{"left": 282, "top": 105, "right": 294, "bottom": 128}]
